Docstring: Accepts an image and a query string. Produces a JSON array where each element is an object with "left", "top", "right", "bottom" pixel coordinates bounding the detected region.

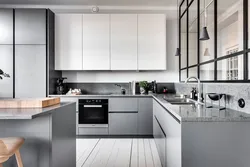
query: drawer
[
  {"left": 78, "top": 127, "right": 108, "bottom": 135},
  {"left": 109, "top": 113, "right": 138, "bottom": 135},
  {"left": 60, "top": 97, "right": 79, "bottom": 111},
  {"left": 109, "top": 98, "right": 138, "bottom": 112}
]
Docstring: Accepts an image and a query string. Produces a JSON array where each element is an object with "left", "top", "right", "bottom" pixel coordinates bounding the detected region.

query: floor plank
[{"left": 76, "top": 138, "right": 162, "bottom": 167}]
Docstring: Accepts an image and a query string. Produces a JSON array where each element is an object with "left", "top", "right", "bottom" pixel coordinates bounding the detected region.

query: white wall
[{"left": 62, "top": 19, "right": 179, "bottom": 83}]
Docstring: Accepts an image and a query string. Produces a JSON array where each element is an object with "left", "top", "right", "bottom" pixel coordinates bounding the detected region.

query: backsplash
[
  {"left": 174, "top": 83, "right": 250, "bottom": 114},
  {"left": 65, "top": 82, "right": 176, "bottom": 95}
]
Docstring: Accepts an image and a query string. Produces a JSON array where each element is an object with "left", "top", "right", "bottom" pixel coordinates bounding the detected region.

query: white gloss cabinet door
[
  {"left": 138, "top": 14, "right": 167, "bottom": 70},
  {"left": 55, "top": 14, "right": 83, "bottom": 70},
  {"left": 15, "top": 45, "right": 46, "bottom": 98},
  {"left": 0, "top": 46, "right": 13, "bottom": 98},
  {"left": 110, "top": 14, "right": 138, "bottom": 70},
  {"left": 82, "top": 14, "right": 110, "bottom": 70}
]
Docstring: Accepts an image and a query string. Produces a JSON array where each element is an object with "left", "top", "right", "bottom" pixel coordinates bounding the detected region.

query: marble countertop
[
  {"left": 0, "top": 102, "right": 75, "bottom": 119},
  {"left": 49, "top": 94, "right": 250, "bottom": 122}
]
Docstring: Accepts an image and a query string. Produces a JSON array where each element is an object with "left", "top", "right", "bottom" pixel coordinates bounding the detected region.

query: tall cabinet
[
  {"left": 15, "top": 9, "right": 47, "bottom": 98},
  {"left": 0, "top": 9, "right": 13, "bottom": 98}
]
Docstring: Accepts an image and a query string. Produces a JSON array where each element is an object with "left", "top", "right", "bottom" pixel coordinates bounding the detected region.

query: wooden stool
[{"left": 0, "top": 137, "right": 25, "bottom": 167}]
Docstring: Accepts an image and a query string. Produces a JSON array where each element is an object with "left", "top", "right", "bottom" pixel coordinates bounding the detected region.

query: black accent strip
[
  {"left": 13, "top": 9, "right": 15, "bottom": 98},
  {"left": 154, "top": 115, "right": 166, "bottom": 137},
  {"left": 109, "top": 111, "right": 138, "bottom": 114},
  {"left": 197, "top": 0, "right": 200, "bottom": 79},
  {"left": 214, "top": 0, "right": 218, "bottom": 81},
  {"left": 244, "top": 0, "right": 248, "bottom": 80},
  {"left": 46, "top": 9, "right": 48, "bottom": 97}
]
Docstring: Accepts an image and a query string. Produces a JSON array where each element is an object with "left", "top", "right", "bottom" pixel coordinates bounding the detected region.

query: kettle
[{"left": 56, "top": 77, "right": 67, "bottom": 95}]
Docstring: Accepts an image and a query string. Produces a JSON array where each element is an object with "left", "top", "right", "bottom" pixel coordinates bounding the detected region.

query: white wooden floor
[{"left": 76, "top": 138, "right": 162, "bottom": 167}]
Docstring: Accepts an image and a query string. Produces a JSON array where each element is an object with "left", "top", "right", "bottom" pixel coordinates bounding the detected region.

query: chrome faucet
[{"left": 185, "top": 76, "right": 202, "bottom": 103}]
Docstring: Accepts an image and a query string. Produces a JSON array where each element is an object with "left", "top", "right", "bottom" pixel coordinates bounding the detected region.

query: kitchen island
[{"left": 0, "top": 102, "right": 76, "bottom": 167}]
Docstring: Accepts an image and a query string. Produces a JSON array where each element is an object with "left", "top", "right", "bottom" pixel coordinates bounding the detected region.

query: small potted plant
[
  {"left": 139, "top": 81, "right": 149, "bottom": 94},
  {"left": 0, "top": 69, "right": 10, "bottom": 80}
]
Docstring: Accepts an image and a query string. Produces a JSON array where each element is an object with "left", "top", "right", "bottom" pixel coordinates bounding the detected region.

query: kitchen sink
[{"left": 164, "top": 98, "right": 195, "bottom": 105}]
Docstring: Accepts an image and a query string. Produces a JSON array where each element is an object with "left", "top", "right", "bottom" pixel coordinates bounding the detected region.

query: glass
[
  {"left": 200, "top": 0, "right": 215, "bottom": 63},
  {"left": 217, "top": 55, "right": 243, "bottom": 80},
  {"left": 188, "top": 66, "right": 198, "bottom": 78},
  {"left": 200, "top": 62, "right": 214, "bottom": 80},
  {"left": 181, "top": 70, "right": 187, "bottom": 81},
  {"left": 188, "top": 0, "right": 198, "bottom": 66},
  {"left": 217, "top": 0, "right": 243, "bottom": 57},
  {"left": 181, "top": 12, "right": 187, "bottom": 68},
  {"left": 181, "top": 0, "right": 187, "bottom": 15}
]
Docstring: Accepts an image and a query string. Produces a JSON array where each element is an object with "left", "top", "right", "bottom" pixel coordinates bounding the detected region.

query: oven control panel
[{"left": 79, "top": 99, "right": 108, "bottom": 105}]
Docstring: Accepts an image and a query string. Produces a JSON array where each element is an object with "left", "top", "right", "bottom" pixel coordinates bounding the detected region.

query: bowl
[{"left": 208, "top": 93, "right": 223, "bottom": 101}]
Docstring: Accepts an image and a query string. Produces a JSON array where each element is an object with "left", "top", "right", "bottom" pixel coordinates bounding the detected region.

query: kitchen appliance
[
  {"left": 56, "top": 77, "right": 67, "bottom": 95},
  {"left": 78, "top": 99, "right": 108, "bottom": 127}
]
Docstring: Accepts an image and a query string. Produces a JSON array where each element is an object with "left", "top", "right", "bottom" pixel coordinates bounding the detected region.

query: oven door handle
[{"left": 83, "top": 105, "right": 103, "bottom": 108}]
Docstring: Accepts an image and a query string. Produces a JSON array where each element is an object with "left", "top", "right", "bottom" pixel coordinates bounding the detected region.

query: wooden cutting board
[{"left": 0, "top": 97, "right": 61, "bottom": 108}]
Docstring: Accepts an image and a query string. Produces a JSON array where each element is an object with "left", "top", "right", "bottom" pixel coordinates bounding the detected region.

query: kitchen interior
[{"left": 0, "top": 0, "right": 250, "bottom": 167}]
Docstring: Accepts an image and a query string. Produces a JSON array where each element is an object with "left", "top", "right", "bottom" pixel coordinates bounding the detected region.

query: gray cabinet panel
[
  {"left": 15, "top": 45, "right": 46, "bottom": 98},
  {"left": 78, "top": 127, "right": 108, "bottom": 135},
  {"left": 153, "top": 115, "right": 166, "bottom": 167},
  {"left": 109, "top": 113, "right": 138, "bottom": 135},
  {"left": 0, "top": 9, "right": 13, "bottom": 44},
  {"left": 15, "top": 9, "right": 46, "bottom": 44},
  {"left": 138, "top": 98, "right": 153, "bottom": 135},
  {"left": 0, "top": 45, "right": 13, "bottom": 98},
  {"left": 109, "top": 98, "right": 138, "bottom": 112}
]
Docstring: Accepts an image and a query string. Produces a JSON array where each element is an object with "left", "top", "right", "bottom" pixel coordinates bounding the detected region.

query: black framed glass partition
[{"left": 179, "top": 0, "right": 250, "bottom": 82}]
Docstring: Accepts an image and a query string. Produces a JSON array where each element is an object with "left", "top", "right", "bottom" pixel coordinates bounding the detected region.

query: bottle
[
  {"left": 190, "top": 88, "right": 195, "bottom": 99},
  {"left": 193, "top": 88, "right": 198, "bottom": 100}
]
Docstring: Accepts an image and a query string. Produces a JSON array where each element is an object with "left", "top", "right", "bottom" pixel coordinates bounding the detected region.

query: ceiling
[{"left": 0, "top": 0, "right": 177, "bottom": 7}]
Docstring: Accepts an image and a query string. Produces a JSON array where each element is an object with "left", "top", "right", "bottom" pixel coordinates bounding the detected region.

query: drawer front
[
  {"left": 109, "top": 98, "right": 138, "bottom": 112},
  {"left": 60, "top": 97, "right": 79, "bottom": 111},
  {"left": 109, "top": 113, "right": 138, "bottom": 135},
  {"left": 78, "top": 127, "right": 108, "bottom": 135}
]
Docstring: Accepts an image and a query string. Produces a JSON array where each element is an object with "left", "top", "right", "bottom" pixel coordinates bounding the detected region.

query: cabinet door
[
  {"left": 15, "top": 45, "right": 46, "bottom": 98},
  {"left": 55, "top": 14, "right": 83, "bottom": 70},
  {"left": 0, "top": 9, "right": 13, "bottom": 44},
  {"left": 0, "top": 46, "right": 13, "bottom": 98},
  {"left": 110, "top": 14, "right": 137, "bottom": 70},
  {"left": 138, "top": 14, "right": 167, "bottom": 70},
  {"left": 82, "top": 14, "right": 110, "bottom": 70},
  {"left": 153, "top": 115, "right": 166, "bottom": 167},
  {"left": 138, "top": 98, "right": 153, "bottom": 135},
  {"left": 109, "top": 113, "right": 138, "bottom": 135},
  {"left": 15, "top": 9, "right": 46, "bottom": 45}
]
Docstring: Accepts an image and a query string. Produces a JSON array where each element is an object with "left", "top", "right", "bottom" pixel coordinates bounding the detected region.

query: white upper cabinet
[
  {"left": 0, "top": 9, "right": 13, "bottom": 44},
  {"left": 138, "top": 14, "right": 167, "bottom": 70},
  {"left": 110, "top": 14, "right": 138, "bottom": 70},
  {"left": 82, "top": 14, "right": 110, "bottom": 70},
  {"left": 55, "top": 14, "right": 83, "bottom": 70}
]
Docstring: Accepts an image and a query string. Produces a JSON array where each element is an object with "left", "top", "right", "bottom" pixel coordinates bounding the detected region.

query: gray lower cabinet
[
  {"left": 0, "top": 9, "right": 13, "bottom": 44},
  {"left": 15, "top": 45, "right": 46, "bottom": 98},
  {"left": 78, "top": 127, "right": 109, "bottom": 135},
  {"left": 0, "top": 45, "right": 13, "bottom": 98},
  {"left": 15, "top": 9, "right": 46, "bottom": 45},
  {"left": 153, "top": 115, "right": 166, "bottom": 167},
  {"left": 138, "top": 98, "right": 153, "bottom": 135},
  {"left": 109, "top": 113, "right": 138, "bottom": 135}
]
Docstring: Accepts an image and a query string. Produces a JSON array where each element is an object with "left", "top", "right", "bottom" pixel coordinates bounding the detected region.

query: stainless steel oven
[{"left": 78, "top": 99, "right": 108, "bottom": 127}]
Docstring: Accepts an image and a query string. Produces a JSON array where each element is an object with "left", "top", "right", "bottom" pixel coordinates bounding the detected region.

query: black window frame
[{"left": 179, "top": 0, "right": 249, "bottom": 83}]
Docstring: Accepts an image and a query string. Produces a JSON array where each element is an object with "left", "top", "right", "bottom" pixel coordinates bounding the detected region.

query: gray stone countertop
[
  {"left": 49, "top": 94, "right": 152, "bottom": 97},
  {"left": 153, "top": 94, "right": 250, "bottom": 122},
  {"left": 0, "top": 102, "right": 75, "bottom": 120},
  {"left": 49, "top": 94, "right": 250, "bottom": 122}
]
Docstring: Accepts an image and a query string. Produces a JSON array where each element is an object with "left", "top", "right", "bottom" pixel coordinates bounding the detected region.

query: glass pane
[
  {"left": 181, "top": 12, "right": 187, "bottom": 68},
  {"left": 188, "top": 0, "right": 198, "bottom": 66},
  {"left": 181, "top": 0, "right": 187, "bottom": 15},
  {"left": 217, "top": 0, "right": 243, "bottom": 57},
  {"left": 181, "top": 70, "right": 187, "bottom": 81},
  {"left": 200, "top": 0, "right": 215, "bottom": 63},
  {"left": 188, "top": 66, "right": 198, "bottom": 78},
  {"left": 217, "top": 55, "right": 243, "bottom": 80},
  {"left": 200, "top": 63, "right": 214, "bottom": 80}
]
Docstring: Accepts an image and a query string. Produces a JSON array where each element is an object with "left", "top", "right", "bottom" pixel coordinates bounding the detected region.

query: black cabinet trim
[{"left": 154, "top": 115, "right": 166, "bottom": 137}]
